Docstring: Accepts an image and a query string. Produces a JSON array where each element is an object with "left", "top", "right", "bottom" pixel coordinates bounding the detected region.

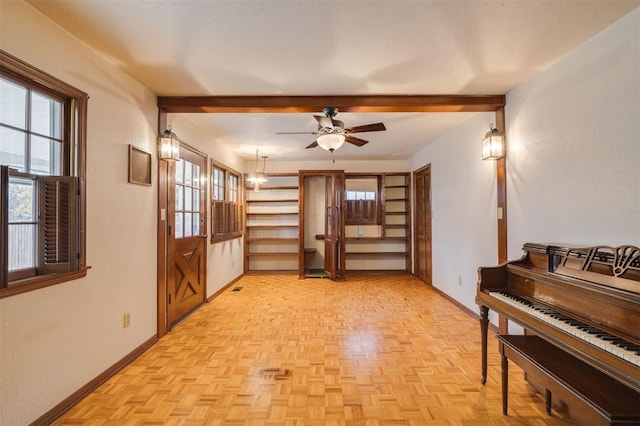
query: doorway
[
  {"left": 158, "top": 143, "right": 208, "bottom": 332},
  {"left": 413, "top": 164, "right": 432, "bottom": 284},
  {"left": 298, "top": 170, "right": 345, "bottom": 279}
]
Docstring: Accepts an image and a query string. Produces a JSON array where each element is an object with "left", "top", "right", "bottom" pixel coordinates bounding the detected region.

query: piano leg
[
  {"left": 480, "top": 305, "right": 489, "bottom": 384},
  {"left": 501, "top": 352, "right": 509, "bottom": 415}
]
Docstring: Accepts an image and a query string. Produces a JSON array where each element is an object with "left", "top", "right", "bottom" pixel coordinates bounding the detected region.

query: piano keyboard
[{"left": 489, "top": 292, "right": 640, "bottom": 367}]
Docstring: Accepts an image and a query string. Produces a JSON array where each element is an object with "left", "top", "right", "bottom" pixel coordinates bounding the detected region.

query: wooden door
[
  {"left": 166, "top": 145, "right": 207, "bottom": 328},
  {"left": 324, "top": 175, "right": 338, "bottom": 279},
  {"left": 414, "top": 165, "right": 432, "bottom": 284},
  {"left": 298, "top": 170, "right": 344, "bottom": 279}
]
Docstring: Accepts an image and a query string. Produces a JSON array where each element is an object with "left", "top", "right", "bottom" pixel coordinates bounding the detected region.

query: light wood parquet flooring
[{"left": 54, "top": 274, "right": 573, "bottom": 425}]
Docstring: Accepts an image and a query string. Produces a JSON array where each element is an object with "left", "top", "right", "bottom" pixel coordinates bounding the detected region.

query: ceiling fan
[{"left": 277, "top": 107, "right": 386, "bottom": 152}]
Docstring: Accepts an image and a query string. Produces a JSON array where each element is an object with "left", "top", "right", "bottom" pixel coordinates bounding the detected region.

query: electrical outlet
[
  {"left": 123, "top": 313, "right": 130, "bottom": 328},
  {"left": 458, "top": 276, "right": 463, "bottom": 286}
]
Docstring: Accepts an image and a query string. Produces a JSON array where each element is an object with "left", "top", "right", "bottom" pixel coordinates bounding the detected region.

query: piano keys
[{"left": 475, "top": 243, "right": 640, "bottom": 421}]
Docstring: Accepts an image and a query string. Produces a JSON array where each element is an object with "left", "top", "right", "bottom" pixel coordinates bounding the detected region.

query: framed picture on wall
[{"left": 128, "top": 145, "right": 152, "bottom": 186}]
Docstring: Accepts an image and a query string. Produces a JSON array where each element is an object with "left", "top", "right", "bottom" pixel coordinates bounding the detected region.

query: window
[
  {"left": 0, "top": 50, "right": 88, "bottom": 298},
  {"left": 211, "top": 160, "right": 242, "bottom": 242},
  {"left": 174, "top": 158, "right": 201, "bottom": 238},
  {"left": 344, "top": 176, "right": 381, "bottom": 225}
]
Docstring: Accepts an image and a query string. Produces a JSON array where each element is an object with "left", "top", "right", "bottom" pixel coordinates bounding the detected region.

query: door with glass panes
[{"left": 166, "top": 145, "right": 207, "bottom": 327}]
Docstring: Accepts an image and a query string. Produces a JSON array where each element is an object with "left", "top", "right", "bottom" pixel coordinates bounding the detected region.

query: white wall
[
  {"left": 506, "top": 9, "right": 640, "bottom": 255},
  {"left": 408, "top": 9, "right": 640, "bottom": 326},
  {"left": 0, "top": 2, "right": 242, "bottom": 424},
  {"left": 409, "top": 112, "right": 499, "bottom": 314}
]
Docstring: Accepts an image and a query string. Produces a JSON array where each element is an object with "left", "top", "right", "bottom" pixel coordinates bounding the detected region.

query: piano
[{"left": 476, "top": 243, "right": 640, "bottom": 422}]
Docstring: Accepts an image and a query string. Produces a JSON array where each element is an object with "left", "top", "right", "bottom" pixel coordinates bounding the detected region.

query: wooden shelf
[
  {"left": 246, "top": 237, "right": 298, "bottom": 243},
  {"left": 246, "top": 224, "right": 298, "bottom": 229},
  {"left": 246, "top": 199, "right": 298, "bottom": 203},
  {"left": 385, "top": 211, "right": 409, "bottom": 216},
  {"left": 345, "top": 236, "right": 408, "bottom": 241},
  {"left": 345, "top": 252, "right": 410, "bottom": 258},
  {"left": 385, "top": 185, "right": 409, "bottom": 189},
  {"left": 245, "top": 185, "right": 298, "bottom": 190},
  {"left": 385, "top": 198, "right": 408, "bottom": 201},
  {"left": 385, "top": 224, "right": 408, "bottom": 229},
  {"left": 247, "top": 252, "right": 298, "bottom": 257},
  {"left": 246, "top": 212, "right": 298, "bottom": 215}
]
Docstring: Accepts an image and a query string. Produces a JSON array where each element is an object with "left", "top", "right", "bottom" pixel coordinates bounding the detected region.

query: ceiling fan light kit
[
  {"left": 277, "top": 107, "right": 387, "bottom": 158},
  {"left": 317, "top": 133, "right": 345, "bottom": 151}
]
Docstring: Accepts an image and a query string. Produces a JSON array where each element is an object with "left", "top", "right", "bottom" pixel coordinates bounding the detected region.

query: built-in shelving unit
[
  {"left": 344, "top": 173, "right": 411, "bottom": 272},
  {"left": 244, "top": 173, "right": 299, "bottom": 273}
]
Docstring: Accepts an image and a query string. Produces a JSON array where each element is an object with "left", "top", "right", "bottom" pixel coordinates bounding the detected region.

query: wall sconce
[
  {"left": 482, "top": 124, "right": 504, "bottom": 160},
  {"left": 159, "top": 126, "right": 180, "bottom": 161},
  {"left": 246, "top": 150, "right": 268, "bottom": 192}
]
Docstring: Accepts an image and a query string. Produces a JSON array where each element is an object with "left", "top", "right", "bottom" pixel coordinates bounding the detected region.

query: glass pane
[
  {"left": 175, "top": 212, "right": 184, "bottom": 239},
  {"left": 193, "top": 213, "right": 200, "bottom": 236},
  {"left": 9, "top": 177, "right": 35, "bottom": 222},
  {"left": 175, "top": 159, "right": 184, "bottom": 184},
  {"left": 0, "top": 76, "right": 27, "bottom": 129},
  {"left": 345, "top": 191, "right": 355, "bottom": 201},
  {"left": 366, "top": 191, "right": 375, "bottom": 200},
  {"left": 8, "top": 224, "right": 36, "bottom": 271},
  {"left": 175, "top": 185, "right": 183, "bottom": 211},
  {"left": 185, "top": 186, "right": 192, "bottom": 211},
  {"left": 0, "top": 126, "right": 26, "bottom": 171},
  {"left": 193, "top": 164, "right": 200, "bottom": 188},
  {"left": 31, "top": 135, "right": 61, "bottom": 176},
  {"left": 31, "top": 91, "right": 62, "bottom": 138},
  {"left": 184, "top": 161, "right": 193, "bottom": 185},
  {"left": 193, "top": 188, "right": 200, "bottom": 210},
  {"left": 184, "top": 213, "right": 192, "bottom": 237}
]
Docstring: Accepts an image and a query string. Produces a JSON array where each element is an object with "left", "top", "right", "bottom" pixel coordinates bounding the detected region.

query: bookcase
[
  {"left": 244, "top": 173, "right": 299, "bottom": 272},
  {"left": 344, "top": 173, "right": 411, "bottom": 272}
]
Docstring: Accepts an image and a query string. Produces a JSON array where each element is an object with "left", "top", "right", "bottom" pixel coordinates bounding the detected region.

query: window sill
[{"left": 0, "top": 266, "right": 90, "bottom": 299}]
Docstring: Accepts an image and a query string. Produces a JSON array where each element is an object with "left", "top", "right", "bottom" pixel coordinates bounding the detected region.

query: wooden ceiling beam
[{"left": 157, "top": 95, "right": 506, "bottom": 113}]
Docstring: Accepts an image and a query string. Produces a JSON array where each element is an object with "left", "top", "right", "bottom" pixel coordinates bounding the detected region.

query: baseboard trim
[
  {"left": 430, "top": 285, "right": 498, "bottom": 333},
  {"left": 207, "top": 274, "right": 244, "bottom": 302},
  {"left": 31, "top": 335, "right": 158, "bottom": 426}
]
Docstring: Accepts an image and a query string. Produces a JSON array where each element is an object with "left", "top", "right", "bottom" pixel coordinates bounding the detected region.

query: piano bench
[{"left": 497, "top": 335, "right": 640, "bottom": 425}]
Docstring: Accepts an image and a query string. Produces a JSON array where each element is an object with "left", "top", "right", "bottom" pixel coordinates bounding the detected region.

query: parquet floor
[{"left": 54, "top": 275, "right": 573, "bottom": 425}]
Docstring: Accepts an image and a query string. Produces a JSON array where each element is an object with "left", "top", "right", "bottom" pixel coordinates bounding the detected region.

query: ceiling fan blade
[
  {"left": 314, "top": 115, "right": 334, "bottom": 129},
  {"left": 306, "top": 141, "right": 319, "bottom": 149},
  {"left": 276, "top": 131, "right": 317, "bottom": 135},
  {"left": 345, "top": 135, "right": 369, "bottom": 147},
  {"left": 346, "top": 122, "right": 386, "bottom": 133}
]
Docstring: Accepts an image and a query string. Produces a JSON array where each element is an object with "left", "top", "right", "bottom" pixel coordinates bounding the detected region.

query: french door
[{"left": 163, "top": 144, "right": 207, "bottom": 329}]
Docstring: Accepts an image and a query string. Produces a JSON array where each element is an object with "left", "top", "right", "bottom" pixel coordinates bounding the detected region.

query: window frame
[
  {"left": 210, "top": 159, "right": 242, "bottom": 243},
  {"left": 0, "top": 50, "right": 88, "bottom": 299}
]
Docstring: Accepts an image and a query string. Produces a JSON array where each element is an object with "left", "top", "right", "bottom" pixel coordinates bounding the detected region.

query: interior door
[
  {"left": 323, "top": 172, "right": 344, "bottom": 279},
  {"left": 414, "top": 164, "right": 432, "bottom": 284},
  {"left": 167, "top": 145, "right": 207, "bottom": 327}
]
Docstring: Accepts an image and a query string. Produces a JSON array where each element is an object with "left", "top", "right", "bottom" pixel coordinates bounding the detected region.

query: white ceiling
[{"left": 26, "top": 0, "right": 638, "bottom": 161}]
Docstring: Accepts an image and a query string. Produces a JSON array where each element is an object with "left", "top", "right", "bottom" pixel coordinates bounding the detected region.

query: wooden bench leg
[
  {"left": 545, "top": 389, "right": 552, "bottom": 415},
  {"left": 501, "top": 352, "right": 508, "bottom": 415}
]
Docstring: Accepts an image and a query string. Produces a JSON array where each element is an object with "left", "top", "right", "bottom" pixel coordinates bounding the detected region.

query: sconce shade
[
  {"left": 482, "top": 125, "right": 504, "bottom": 160},
  {"left": 159, "top": 129, "right": 180, "bottom": 161},
  {"left": 317, "top": 133, "right": 345, "bottom": 151}
]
